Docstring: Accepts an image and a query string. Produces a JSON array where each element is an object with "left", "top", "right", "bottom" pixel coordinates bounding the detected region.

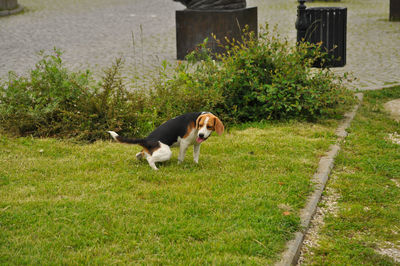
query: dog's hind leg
[
  {"left": 146, "top": 142, "right": 172, "bottom": 170},
  {"left": 136, "top": 150, "right": 144, "bottom": 160},
  {"left": 146, "top": 157, "right": 159, "bottom": 170}
]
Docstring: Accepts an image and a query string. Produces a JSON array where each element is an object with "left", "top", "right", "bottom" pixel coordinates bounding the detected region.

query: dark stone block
[
  {"left": 306, "top": 0, "right": 341, "bottom": 2},
  {"left": 390, "top": 0, "right": 400, "bottom": 21},
  {"left": 0, "top": 0, "right": 18, "bottom": 10},
  {"left": 173, "top": 0, "right": 246, "bottom": 10},
  {"left": 176, "top": 7, "right": 258, "bottom": 60}
]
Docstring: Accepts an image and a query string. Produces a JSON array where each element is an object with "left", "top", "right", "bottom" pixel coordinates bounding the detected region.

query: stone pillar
[
  {"left": 306, "top": 0, "right": 341, "bottom": 2},
  {"left": 390, "top": 0, "right": 400, "bottom": 21},
  {"left": 0, "top": 0, "right": 23, "bottom": 16},
  {"left": 176, "top": 7, "right": 258, "bottom": 60},
  {"left": 0, "top": 0, "right": 18, "bottom": 10}
]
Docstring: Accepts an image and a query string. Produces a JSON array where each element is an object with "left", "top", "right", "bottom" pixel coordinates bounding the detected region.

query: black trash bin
[
  {"left": 297, "top": 6, "right": 347, "bottom": 68},
  {"left": 390, "top": 0, "right": 400, "bottom": 21}
]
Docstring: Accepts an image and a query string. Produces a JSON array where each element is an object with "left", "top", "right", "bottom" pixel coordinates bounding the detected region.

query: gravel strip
[{"left": 276, "top": 93, "right": 363, "bottom": 266}]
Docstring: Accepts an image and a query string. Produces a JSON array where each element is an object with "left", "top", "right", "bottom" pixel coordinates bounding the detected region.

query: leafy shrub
[
  {"left": 179, "top": 24, "right": 355, "bottom": 123},
  {"left": 0, "top": 50, "right": 145, "bottom": 141},
  {"left": 0, "top": 50, "right": 221, "bottom": 141},
  {"left": 149, "top": 60, "right": 224, "bottom": 123},
  {"left": 0, "top": 24, "right": 355, "bottom": 141},
  {"left": 0, "top": 49, "right": 91, "bottom": 138}
]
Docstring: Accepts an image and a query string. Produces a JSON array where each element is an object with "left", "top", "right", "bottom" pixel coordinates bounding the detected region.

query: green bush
[
  {"left": 0, "top": 24, "right": 355, "bottom": 141},
  {"left": 0, "top": 49, "right": 91, "bottom": 138},
  {"left": 0, "top": 50, "right": 219, "bottom": 141},
  {"left": 179, "top": 24, "right": 355, "bottom": 123},
  {"left": 0, "top": 50, "right": 147, "bottom": 141}
]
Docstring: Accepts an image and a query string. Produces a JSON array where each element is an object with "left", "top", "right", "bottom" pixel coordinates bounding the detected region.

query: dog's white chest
[{"left": 171, "top": 129, "right": 198, "bottom": 147}]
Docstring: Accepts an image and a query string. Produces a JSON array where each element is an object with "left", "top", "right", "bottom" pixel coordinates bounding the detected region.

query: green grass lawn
[
  {"left": 0, "top": 120, "right": 338, "bottom": 264},
  {"left": 301, "top": 87, "right": 400, "bottom": 265}
]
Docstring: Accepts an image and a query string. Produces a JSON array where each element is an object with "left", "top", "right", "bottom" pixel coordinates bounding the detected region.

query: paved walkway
[
  {"left": 0, "top": 0, "right": 399, "bottom": 89},
  {"left": 0, "top": 0, "right": 182, "bottom": 79}
]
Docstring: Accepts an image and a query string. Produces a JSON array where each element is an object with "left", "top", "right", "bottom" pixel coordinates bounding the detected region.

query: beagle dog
[{"left": 108, "top": 112, "right": 224, "bottom": 170}]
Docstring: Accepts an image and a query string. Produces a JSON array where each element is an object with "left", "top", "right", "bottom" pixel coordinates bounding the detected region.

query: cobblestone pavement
[
  {"left": 0, "top": 0, "right": 183, "bottom": 79},
  {"left": 0, "top": 0, "right": 399, "bottom": 89}
]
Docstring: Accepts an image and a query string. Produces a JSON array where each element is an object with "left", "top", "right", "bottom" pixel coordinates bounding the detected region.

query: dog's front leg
[
  {"left": 178, "top": 142, "right": 189, "bottom": 164},
  {"left": 193, "top": 143, "right": 201, "bottom": 164}
]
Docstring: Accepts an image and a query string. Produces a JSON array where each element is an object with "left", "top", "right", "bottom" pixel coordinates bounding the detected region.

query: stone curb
[
  {"left": 0, "top": 5, "right": 24, "bottom": 17},
  {"left": 276, "top": 92, "right": 364, "bottom": 266}
]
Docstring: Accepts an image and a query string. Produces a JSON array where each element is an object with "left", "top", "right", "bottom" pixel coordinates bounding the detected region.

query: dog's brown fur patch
[{"left": 183, "top": 121, "right": 196, "bottom": 138}]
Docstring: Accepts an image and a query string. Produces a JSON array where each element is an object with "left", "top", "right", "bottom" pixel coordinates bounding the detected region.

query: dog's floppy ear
[
  {"left": 196, "top": 115, "right": 203, "bottom": 129},
  {"left": 214, "top": 116, "right": 224, "bottom": 135}
]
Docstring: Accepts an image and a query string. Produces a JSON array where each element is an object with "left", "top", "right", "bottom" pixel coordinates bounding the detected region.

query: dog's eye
[{"left": 207, "top": 125, "right": 212, "bottom": 130}]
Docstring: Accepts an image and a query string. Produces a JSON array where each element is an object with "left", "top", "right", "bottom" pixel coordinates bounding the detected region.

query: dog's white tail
[
  {"left": 107, "top": 131, "right": 148, "bottom": 146},
  {"left": 107, "top": 131, "right": 119, "bottom": 141}
]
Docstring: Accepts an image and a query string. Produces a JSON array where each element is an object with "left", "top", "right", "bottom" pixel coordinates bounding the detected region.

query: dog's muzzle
[{"left": 196, "top": 133, "right": 208, "bottom": 143}]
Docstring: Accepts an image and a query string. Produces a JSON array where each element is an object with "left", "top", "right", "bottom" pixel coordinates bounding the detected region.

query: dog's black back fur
[
  {"left": 146, "top": 112, "right": 201, "bottom": 146},
  {"left": 115, "top": 112, "right": 202, "bottom": 150},
  {"left": 114, "top": 136, "right": 161, "bottom": 152}
]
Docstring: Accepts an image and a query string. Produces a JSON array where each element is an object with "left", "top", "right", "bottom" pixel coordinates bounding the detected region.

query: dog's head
[{"left": 195, "top": 113, "right": 224, "bottom": 143}]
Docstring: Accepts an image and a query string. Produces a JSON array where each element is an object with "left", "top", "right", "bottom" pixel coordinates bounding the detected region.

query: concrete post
[
  {"left": 0, "top": 0, "right": 23, "bottom": 16},
  {"left": 0, "top": 0, "right": 18, "bottom": 10},
  {"left": 390, "top": 0, "right": 400, "bottom": 21}
]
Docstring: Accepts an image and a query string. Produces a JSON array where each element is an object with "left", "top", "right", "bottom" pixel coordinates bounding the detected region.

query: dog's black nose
[{"left": 199, "top": 133, "right": 204, "bottom": 138}]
